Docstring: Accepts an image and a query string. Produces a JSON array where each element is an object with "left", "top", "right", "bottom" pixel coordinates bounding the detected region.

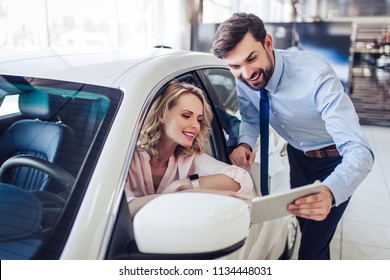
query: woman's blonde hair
[{"left": 138, "top": 81, "right": 213, "bottom": 157}]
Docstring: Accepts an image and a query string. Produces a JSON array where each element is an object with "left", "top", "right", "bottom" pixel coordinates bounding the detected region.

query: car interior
[
  {"left": 0, "top": 92, "right": 64, "bottom": 191},
  {"left": 0, "top": 75, "right": 121, "bottom": 259}
]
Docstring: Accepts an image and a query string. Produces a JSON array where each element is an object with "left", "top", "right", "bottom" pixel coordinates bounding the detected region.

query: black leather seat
[{"left": 0, "top": 93, "right": 63, "bottom": 191}]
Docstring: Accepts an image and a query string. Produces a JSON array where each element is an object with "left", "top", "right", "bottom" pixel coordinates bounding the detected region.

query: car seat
[{"left": 0, "top": 92, "right": 63, "bottom": 191}]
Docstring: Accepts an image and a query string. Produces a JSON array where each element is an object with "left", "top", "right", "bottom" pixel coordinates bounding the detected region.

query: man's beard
[
  {"left": 240, "top": 51, "right": 274, "bottom": 91},
  {"left": 240, "top": 67, "right": 272, "bottom": 91}
]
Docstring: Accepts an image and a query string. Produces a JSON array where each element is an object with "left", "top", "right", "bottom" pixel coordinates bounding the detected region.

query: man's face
[{"left": 223, "top": 33, "right": 274, "bottom": 91}]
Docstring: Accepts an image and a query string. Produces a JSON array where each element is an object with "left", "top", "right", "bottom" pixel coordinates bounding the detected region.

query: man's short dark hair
[{"left": 212, "top": 13, "right": 267, "bottom": 59}]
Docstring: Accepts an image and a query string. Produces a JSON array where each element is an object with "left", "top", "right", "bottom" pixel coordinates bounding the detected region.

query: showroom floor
[{"left": 292, "top": 125, "right": 390, "bottom": 260}]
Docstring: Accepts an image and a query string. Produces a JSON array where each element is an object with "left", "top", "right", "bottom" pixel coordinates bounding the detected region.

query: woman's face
[{"left": 161, "top": 93, "right": 204, "bottom": 148}]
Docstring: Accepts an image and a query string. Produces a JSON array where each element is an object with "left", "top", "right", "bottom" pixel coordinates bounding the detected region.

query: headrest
[{"left": 18, "top": 92, "right": 53, "bottom": 120}]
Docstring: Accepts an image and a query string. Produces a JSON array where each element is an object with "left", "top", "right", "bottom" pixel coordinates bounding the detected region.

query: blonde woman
[{"left": 125, "top": 81, "right": 254, "bottom": 216}]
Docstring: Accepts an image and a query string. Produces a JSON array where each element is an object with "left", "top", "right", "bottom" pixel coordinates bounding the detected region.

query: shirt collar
[{"left": 265, "top": 49, "right": 283, "bottom": 94}]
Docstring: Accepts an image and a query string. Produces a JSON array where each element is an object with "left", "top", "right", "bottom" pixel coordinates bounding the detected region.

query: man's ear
[{"left": 264, "top": 34, "right": 273, "bottom": 51}]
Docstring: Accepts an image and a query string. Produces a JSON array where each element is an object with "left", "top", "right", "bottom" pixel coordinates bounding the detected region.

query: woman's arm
[
  {"left": 163, "top": 153, "right": 255, "bottom": 197},
  {"left": 162, "top": 176, "right": 251, "bottom": 200},
  {"left": 193, "top": 153, "right": 255, "bottom": 197},
  {"left": 197, "top": 174, "right": 240, "bottom": 191},
  {"left": 164, "top": 175, "right": 240, "bottom": 192}
]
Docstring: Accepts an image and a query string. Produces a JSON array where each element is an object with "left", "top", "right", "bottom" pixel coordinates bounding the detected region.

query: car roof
[{"left": 0, "top": 47, "right": 227, "bottom": 88}]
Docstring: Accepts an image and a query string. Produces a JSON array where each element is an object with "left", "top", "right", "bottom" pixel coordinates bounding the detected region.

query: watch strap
[{"left": 189, "top": 174, "right": 200, "bottom": 189}]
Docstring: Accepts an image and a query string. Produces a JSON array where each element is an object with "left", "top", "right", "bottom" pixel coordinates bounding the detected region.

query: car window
[
  {"left": 0, "top": 75, "right": 122, "bottom": 259},
  {"left": 203, "top": 68, "right": 238, "bottom": 115},
  {"left": 0, "top": 95, "right": 19, "bottom": 116},
  {"left": 199, "top": 68, "right": 241, "bottom": 154}
]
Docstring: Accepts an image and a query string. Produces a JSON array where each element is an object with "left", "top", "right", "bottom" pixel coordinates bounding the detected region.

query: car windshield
[{"left": 0, "top": 75, "right": 122, "bottom": 259}]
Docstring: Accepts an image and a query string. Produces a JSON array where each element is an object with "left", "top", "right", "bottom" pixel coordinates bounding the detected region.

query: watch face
[{"left": 189, "top": 174, "right": 199, "bottom": 181}]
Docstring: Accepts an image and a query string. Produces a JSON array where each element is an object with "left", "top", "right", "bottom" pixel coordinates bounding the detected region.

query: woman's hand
[{"left": 161, "top": 179, "right": 192, "bottom": 194}]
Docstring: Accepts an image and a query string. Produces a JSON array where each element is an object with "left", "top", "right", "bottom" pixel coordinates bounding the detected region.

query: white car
[{"left": 0, "top": 48, "right": 298, "bottom": 260}]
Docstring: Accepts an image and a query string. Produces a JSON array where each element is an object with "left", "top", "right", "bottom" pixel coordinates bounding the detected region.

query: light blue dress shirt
[{"left": 237, "top": 49, "right": 374, "bottom": 206}]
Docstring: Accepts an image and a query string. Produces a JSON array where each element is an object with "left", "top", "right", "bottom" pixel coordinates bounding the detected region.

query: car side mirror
[{"left": 133, "top": 192, "right": 250, "bottom": 257}]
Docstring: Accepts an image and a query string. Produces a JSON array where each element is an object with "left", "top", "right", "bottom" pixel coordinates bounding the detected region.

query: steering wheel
[{"left": 0, "top": 155, "right": 75, "bottom": 191}]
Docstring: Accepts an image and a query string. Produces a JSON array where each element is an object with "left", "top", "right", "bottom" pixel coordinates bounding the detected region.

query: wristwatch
[{"left": 189, "top": 174, "right": 200, "bottom": 189}]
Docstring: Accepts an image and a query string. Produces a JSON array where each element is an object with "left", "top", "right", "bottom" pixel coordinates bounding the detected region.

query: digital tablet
[{"left": 250, "top": 182, "right": 322, "bottom": 224}]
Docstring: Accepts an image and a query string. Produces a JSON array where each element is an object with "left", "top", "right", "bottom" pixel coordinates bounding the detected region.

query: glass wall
[
  {"left": 0, "top": 0, "right": 48, "bottom": 49},
  {"left": 1, "top": 0, "right": 389, "bottom": 51},
  {"left": 0, "top": 0, "right": 191, "bottom": 51},
  {"left": 202, "top": 0, "right": 390, "bottom": 23}
]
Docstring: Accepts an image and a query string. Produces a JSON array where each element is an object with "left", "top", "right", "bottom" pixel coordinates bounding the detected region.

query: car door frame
[{"left": 104, "top": 69, "right": 242, "bottom": 260}]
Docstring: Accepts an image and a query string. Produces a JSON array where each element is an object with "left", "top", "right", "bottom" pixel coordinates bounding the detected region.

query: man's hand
[
  {"left": 287, "top": 180, "right": 334, "bottom": 221},
  {"left": 229, "top": 144, "right": 255, "bottom": 169}
]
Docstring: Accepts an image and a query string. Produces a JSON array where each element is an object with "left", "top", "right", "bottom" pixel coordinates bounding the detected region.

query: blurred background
[
  {"left": 1, "top": 1, "right": 389, "bottom": 126},
  {"left": 0, "top": 0, "right": 389, "bottom": 51},
  {"left": 3, "top": 0, "right": 388, "bottom": 117}
]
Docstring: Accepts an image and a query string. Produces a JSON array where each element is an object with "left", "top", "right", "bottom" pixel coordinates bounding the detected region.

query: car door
[{"left": 104, "top": 71, "right": 251, "bottom": 260}]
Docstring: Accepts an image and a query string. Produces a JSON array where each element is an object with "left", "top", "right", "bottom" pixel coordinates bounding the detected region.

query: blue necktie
[{"left": 260, "top": 89, "right": 269, "bottom": 196}]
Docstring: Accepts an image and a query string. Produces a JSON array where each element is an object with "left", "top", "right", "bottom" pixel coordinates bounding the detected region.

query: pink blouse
[{"left": 125, "top": 150, "right": 254, "bottom": 202}]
